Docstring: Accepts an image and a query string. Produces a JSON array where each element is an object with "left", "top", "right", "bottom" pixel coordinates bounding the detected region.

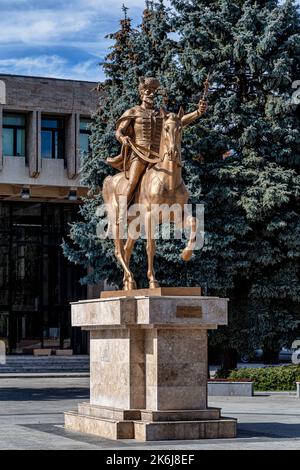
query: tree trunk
[
  {"left": 263, "top": 348, "right": 279, "bottom": 364},
  {"left": 221, "top": 348, "right": 238, "bottom": 376}
]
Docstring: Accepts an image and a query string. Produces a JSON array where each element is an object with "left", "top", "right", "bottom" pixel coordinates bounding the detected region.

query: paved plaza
[{"left": 0, "top": 377, "right": 299, "bottom": 450}]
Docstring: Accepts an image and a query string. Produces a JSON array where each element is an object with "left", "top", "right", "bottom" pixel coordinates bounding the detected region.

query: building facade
[{"left": 0, "top": 74, "right": 99, "bottom": 354}]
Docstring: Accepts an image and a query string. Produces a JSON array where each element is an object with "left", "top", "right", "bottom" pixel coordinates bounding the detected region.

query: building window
[
  {"left": 41, "top": 116, "right": 65, "bottom": 160},
  {"left": 79, "top": 118, "right": 91, "bottom": 154},
  {"left": 3, "top": 113, "right": 26, "bottom": 157}
]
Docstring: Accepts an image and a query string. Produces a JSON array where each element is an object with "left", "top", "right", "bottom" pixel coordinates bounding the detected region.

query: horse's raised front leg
[
  {"left": 146, "top": 210, "right": 159, "bottom": 288},
  {"left": 122, "top": 234, "right": 137, "bottom": 290},
  {"left": 182, "top": 214, "right": 198, "bottom": 261}
]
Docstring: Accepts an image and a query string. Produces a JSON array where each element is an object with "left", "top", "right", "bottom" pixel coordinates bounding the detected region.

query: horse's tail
[
  {"left": 182, "top": 214, "right": 198, "bottom": 262},
  {"left": 102, "top": 175, "right": 113, "bottom": 204}
]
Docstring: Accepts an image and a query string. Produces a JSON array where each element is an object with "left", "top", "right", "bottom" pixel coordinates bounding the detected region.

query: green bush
[{"left": 227, "top": 366, "right": 300, "bottom": 391}]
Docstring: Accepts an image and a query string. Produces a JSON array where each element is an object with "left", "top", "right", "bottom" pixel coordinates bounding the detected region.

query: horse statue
[{"left": 102, "top": 107, "right": 199, "bottom": 290}]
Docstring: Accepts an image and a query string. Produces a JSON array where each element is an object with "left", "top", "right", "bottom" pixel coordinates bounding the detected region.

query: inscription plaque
[{"left": 176, "top": 306, "right": 202, "bottom": 318}]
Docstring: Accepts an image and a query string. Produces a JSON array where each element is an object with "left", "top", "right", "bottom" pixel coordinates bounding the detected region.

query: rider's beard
[{"left": 143, "top": 95, "right": 154, "bottom": 107}]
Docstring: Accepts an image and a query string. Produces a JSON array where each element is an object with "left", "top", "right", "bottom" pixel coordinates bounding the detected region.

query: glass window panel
[
  {"left": 57, "top": 131, "right": 64, "bottom": 159},
  {"left": 0, "top": 246, "right": 9, "bottom": 305},
  {"left": 13, "top": 313, "right": 42, "bottom": 354},
  {"left": 80, "top": 119, "right": 91, "bottom": 131},
  {"left": 43, "top": 246, "right": 61, "bottom": 306},
  {"left": 3, "top": 128, "right": 14, "bottom": 156},
  {"left": 0, "top": 233, "right": 9, "bottom": 244},
  {"left": 3, "top": 113, "right": 25, "bottom": 126},
  {"left": 12, "top": 203, "right": 41, "bottom": 221},
  {"left": 80, "top": 133, "right": 90, "bottom": 153},
  {"left": 12, "top": 203, "right": 42, "bottom": 243},
  {"left": 57, "top": 119, "right": 64, "bottom": 129},
  {"left": 0, "top": 312, "right": 9, "bottom": 341},
  {"left": 42, "top": 118, "right": 64, "bottom": 129},
  {"left": 41, "top": 130, "right": 52, "bottom": 158},
  {"left": 11, "top": 243, "right": 41, "bottom": 311},
  {"left": 16, "top": 129, "right": 25, "bottom": 157},
  {"left": 0, "top": 204, "right": 10, "bottom": 231},
  {"left": 43, "top": 205, "right": 61, "bottom": 234}
]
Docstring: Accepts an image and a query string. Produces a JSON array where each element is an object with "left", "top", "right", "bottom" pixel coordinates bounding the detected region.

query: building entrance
[{"left": 0, "top": 202, "right": 87, "bottom": 354}]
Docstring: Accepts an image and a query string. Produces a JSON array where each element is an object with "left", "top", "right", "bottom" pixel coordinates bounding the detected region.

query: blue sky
[
  {"left": 0, "top": 0, "right": 146, "bottom": 82},
  {"left": 0, "top": 1, "right": 298, "bottom": 83}
]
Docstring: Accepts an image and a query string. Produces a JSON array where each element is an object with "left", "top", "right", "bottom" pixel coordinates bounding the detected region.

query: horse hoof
[
  {"left": 127, "top": 280, "right": 137, "bottom": 290},
  {"left": 149, "top": 280, "right": 159, "bottom": 289},
  {"left": 182, "top": 248, "right": 192, "bottom": 261}
]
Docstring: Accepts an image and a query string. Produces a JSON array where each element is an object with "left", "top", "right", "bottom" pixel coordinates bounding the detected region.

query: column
[
  {"left": 145, "top": 328, "right": 208, "bottom": 411},
  {"left": 66, "top": 113, "right": 80, "bottom": 179},
  {"left": 90, "top": 328, "right": 146, "bottom": 410},
  {"left": 27, "top": 110, "right": 41, "bottom": 177},
  {"left": 75, "top": 112, "right": 80, "bottom": 174}
]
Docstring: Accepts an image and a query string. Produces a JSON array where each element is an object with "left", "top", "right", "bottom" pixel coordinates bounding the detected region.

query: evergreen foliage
[{"left": 63, "top": 0, "right": 300, "bottom": 357}]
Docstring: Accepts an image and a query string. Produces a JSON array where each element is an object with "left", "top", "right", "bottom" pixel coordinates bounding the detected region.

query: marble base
[
  {"left": 65, "top": 291, "right": 237, "bottom": 441},
  {"left": 65, "top": 404, "right": 236, "bottom": 441}
]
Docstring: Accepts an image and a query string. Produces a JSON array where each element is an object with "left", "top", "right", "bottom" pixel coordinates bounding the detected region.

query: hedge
[{"left": 226, "top": 365, "right": 300, "bottom": 391}]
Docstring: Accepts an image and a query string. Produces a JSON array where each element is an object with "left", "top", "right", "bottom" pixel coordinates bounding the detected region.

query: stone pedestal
[{"left": 64, "top": 290, "right": 237, "bottom": 441}]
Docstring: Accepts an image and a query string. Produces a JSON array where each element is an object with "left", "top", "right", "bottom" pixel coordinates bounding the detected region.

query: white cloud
[
  {"left": 0, "top": 0, "right": 147, "bottom": 81},
  {"left": 0, "top": 56, "right": 66, "bottom": 74},
  {"left": 0, "top": 55, "right": 103, "bottom": 81},
  {"left": 70, "top": 59, "right": 103, "bottom": 81},
  {"left": 0, "top": 1, "right": 146, "bottom": 46},
  {"left": 0, "top": 11, "right": 91, "bottom": 44}
]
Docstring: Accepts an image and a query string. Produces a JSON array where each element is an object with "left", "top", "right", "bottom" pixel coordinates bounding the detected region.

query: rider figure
[{"left": 107, "top": 76, "right": 208, "bottom": 203}]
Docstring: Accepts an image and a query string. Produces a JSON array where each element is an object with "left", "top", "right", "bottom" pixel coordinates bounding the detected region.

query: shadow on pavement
[
  {"left": 0, "top": 387, "right": 89, "bottom": 401},
  {"left": 238, "top": 422, "right": 300, "bottom": 439}
]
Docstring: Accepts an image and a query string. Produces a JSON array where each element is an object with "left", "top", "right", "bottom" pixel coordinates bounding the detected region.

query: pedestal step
[
  {"left": 77, "top": 402, "right": 222, "bottom": 422},
  {"left": 140, "top": 409, "right": 221, "bottom": 422},
  {"left": 65, "top": 411, "right": 134, "bottom": 440},
  {"left": 134, "top": 419, "right": 237, "bottom": 441},
  {"left": 78, "top": 403, "right": 141, "bottom": 421},
  {"left": 65, "top": 404, "right": 236, "bottom": 441}
]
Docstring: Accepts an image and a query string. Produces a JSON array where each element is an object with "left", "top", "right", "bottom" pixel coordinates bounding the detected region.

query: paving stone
[{"left": 0, "top": 377, "right": 300, "bottom": 449}]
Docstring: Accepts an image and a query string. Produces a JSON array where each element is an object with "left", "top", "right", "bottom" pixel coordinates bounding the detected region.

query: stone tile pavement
[{"left": 0, "top": 377, "right": 299, "bottom": 450}]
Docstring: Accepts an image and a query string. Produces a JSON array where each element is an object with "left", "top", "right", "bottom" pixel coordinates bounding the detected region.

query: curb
[{"left": 0, "top": 372, "right": 90, "bottom": 379}]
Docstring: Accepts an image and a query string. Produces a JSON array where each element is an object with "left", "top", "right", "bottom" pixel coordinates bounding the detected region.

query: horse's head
[{"left": 160, "top": 107, "right": 184, "bottom": 162}]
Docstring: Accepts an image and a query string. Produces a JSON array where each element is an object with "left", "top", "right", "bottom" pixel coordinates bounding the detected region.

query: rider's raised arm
[
  {"left": 116, "top": 117, "right": 132, "bottom": 144},
  {"left": 181, "top": 110, "right": 201, "bottom": 128},
  {"left": 181, "top": 101, "right": 208, "bottom": 128}
]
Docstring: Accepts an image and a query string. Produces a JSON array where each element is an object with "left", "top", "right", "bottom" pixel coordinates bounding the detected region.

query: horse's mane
[
  {"left": 159, "top": 112, "right": 180, "bottom": 156},
  {"left": 167, "top": 113, "right": 179, "bottom": 121}
]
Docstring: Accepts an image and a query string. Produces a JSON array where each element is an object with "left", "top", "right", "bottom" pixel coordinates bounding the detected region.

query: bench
[
  {"left": 33, "top": 349, "right": 52, "bottom": 356},
  {"left": 55, "top": 349, "right": 73, "bottom": 356}
]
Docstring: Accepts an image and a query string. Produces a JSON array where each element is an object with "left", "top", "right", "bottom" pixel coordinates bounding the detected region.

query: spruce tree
[
  {"left": 63, "top": 0, "right": 300, "bottom": 365},
  {"left": 170, "top": 0, "right": 300, "bottom": 364}
]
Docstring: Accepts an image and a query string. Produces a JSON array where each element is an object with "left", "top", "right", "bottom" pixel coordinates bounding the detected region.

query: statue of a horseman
[{"left": 103, "top": 77, "right": 208, "bottom": 290}]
